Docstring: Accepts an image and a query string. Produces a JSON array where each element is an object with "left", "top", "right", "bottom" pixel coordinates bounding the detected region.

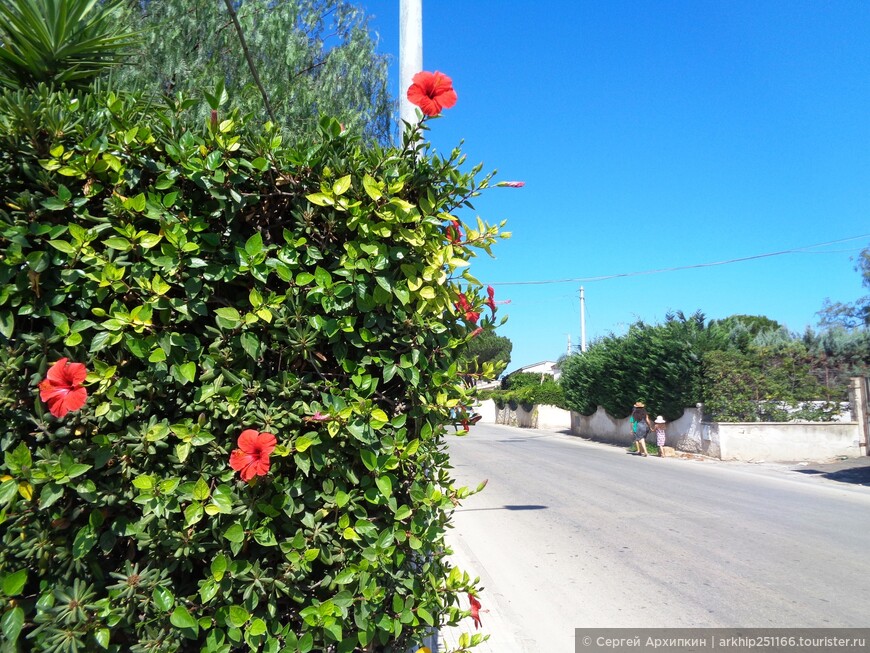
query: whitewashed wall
[{"left": 477, "top": 398, "right": 865, "bottom": 462}]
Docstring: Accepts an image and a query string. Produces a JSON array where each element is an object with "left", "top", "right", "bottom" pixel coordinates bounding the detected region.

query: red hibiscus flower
[
  {"left": 407, "top": 71, "right": 458, "bottom": 117},
  {"left": 468, "top": 593, "right": 482, "bottom": 629},
  {"left": 446, "top": 218, "right": 462, "bottom": 244},
  {"left": 455, "top": 293, "right": 480, "bottom": 324},
  {"left": 484, "top": 285, "right": 497, "bottom": 312},
  {"left": 38, "top": 358, "right": 88, "bottom": 418},
  {"left": 229, "top": 429, "right": 277, "bottom": 481}
]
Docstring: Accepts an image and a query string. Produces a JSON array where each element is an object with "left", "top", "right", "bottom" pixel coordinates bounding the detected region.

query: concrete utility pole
[
  {"left": 579, "top": 286, "right": 587, "bottom": 352},
  {"left": 399, "top": 0, "right": 423, "bottom": 127}
]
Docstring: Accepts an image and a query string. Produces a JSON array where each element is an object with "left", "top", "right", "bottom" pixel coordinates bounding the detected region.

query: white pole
[
  {"left": 580, "top": 286, "right": 587, "bottom": 352},
  {"left": 399, "top": 0, "right": 423, "bottom": 128}
]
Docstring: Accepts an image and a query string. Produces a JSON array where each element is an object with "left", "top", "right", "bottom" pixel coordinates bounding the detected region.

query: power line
[{"left": 488, "top": 234, "right": 870, "bottom": 287}]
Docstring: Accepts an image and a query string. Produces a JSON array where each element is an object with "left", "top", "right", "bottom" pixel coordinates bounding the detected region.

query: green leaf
[
  {"left": 342, "top": 527, "right": 360, "bottom": 541},
  {"left": 360, "top": 449, "right": 378, "bottom": 472},
  {"left": 211, "top": 555, "right": 228, "bottom": 581},
  {"left": 362, "top": 174, "right": 382, "bottom": 201},
  {"left": 205, "top": 150, "right": 223, "bottom": 170},
  {"left": 0, "top": 311, "right": 13, "bottom": 339},
  {"left": 124, "top": 193, "right": 146, "bottom": 213},
  {"left": 170, "top": 606, "right": 198, "bottom": 631},
  {"left": 240, "top": 332, "right": 260, "bottom": 359},
  {"left": 253, "top": 527, "right": 277, "bottom": 547},
  {"left": 199, "top": 579, "right": 219, "bottom": 604},
  {"left": 188, "top": 479, "right": 209, "bottom": 503},
  {"left": 152, "top": 586, "right": 175, "bottom": 612},
  {"left": 148, "top": 347, "right": 167, "bottom": 363},
  {"left": 314, "top": 266, "right": 332, "bottom": 288},
  {"left": 0, "top": 480, "right": 19, "bottom": 505},
  {"left": 248, "top": 618, "right": 267, "bottom": 636},
  {"left": 72, "top": 525, "right": 97, "bottom": 559},
  {"left": 294, "top": 434, "right": 314, "bottom": 452},
  {"left": 38, "top": 482, "right": 63, "bottom": 509},
  {"left": 1, "top": 569, "right": 27, "bottom": 596},
  {"left": 333, "top": 568, "right": 356, "bottom": 585},
  {"left": 244, "top": 232, "right": 264, "bottom": 256},
  {"left": 132, "top": 475, "right": 155, "bottom": 491},
  {"left": 103, "top": 237, "right": 132, "bottom": 251},
  {"left": 41, "top": 197, "right": 67, "bottom": 211},
  {"left": 5, "top": 442, "right": 31, "bottom": 475},
  {"left": 333, "top": 174, "right": 352, "bottom": 196},
  {"left": 417, "top": 606, "right": 434, "bottom": 626},
  {"left": 375, "top": 475, "right": 392, "bottom": 497},
  {"left": 215, "top": 307, "right": 242, "bottom": 329},
  {"left": 228, "top": 605, "right": 250, "bottom": 628},
  {"left": 94, "top": 627, "right": 111, "bottom": 648},
  {"left": 223, "top": 523, "right": 245, "bottom": 543},
  {"left": 1, "top": 607, "right": 24, "bottom": 645},
  {"left": 306, "top": 192, "right": 334, "bottom": 206},
  {"left": 177, "top": 361, "right": 197, "bottom": 384},
  {"left": 184, "top": 502, "right": 203, "bottom": 526},
  {"left": 48, "top": 239, "right": 77, "bottom": 255}
]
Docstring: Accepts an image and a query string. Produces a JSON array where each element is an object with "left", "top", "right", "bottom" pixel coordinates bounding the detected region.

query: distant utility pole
[
  {"left": 566, "top": 333, "right": 572, "bottom": 357},
  {"left": 399, "top": 0, "right": 423, "bottom": 128},
  {"left": 579, "top": 286, "right": 587, "bottom": 352}
]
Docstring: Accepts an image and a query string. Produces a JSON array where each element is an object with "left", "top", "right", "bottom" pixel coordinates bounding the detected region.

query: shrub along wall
[{"left": 0, "top": 85, "right": 504, "bottom": 652}]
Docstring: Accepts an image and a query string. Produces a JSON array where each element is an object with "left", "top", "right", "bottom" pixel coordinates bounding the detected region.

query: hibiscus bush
[{"left": 0, "top": 80, "right": 507, "bottom": 652}]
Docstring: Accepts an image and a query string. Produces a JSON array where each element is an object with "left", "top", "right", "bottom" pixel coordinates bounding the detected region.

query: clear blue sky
[{"left": 361, "top": 0, "right": 870, "bottom": 372}]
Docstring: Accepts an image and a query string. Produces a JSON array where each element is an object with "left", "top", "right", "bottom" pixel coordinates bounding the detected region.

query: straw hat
[
  {"left": 655, "top": 415, "right": 666, "bottom": 423},
  {"left": 633, "top": 401, "right": 645, "bottom": 408}
]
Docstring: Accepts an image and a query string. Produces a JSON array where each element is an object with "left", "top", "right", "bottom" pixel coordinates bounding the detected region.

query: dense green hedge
[
  {"left": 0, "top": 85, "right": 504, "bottom": 652},
  {"left": 482, "top": 374, "right": 567, "bottom": 411},
  {"left": 558, "top": 313, "right": 851, "bottom": 422}
]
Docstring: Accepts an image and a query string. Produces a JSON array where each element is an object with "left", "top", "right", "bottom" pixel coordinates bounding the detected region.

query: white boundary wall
[
  {"left": 476, "top": 399, "right": 571, "bottom": 431},
  {"left": 477, "top": 399, "right": 866, "bottom": 462}
]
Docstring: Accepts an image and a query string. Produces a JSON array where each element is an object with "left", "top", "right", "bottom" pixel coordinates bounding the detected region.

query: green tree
[
  {"left": 801, "top": 326, "right": 870, "bottom": 393},
  {"left": 114, "top": 0, "right": 393, "bottom": 142},
  {"left": 703, "top": 339, "right": 830, "bottom": 421},
  {"left": 818, "top": 246, "right": 870, "bottom": 329},
  {"left": 560, "top": 311, "right": 714, "bottom": 420},
  {"left": 0, "top": 0, "right": 138, "bottom": 90},
  {"left": 462, "top": 330, "right": 511, "bottom": 379}
]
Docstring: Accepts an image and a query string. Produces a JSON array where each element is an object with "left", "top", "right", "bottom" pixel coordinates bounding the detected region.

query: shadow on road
[
  {"left": 794, "top": 460, "right": 870, "bottom": 487},
  {"left": 494, "top": 435, "right": 557, "bottom": 443},
  {"left": 455, "top": 504, "right": 548, "bottom": 513}
]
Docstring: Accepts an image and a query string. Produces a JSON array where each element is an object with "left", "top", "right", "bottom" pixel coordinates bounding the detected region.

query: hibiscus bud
[{"left": 496, "top": 180, "right": 525, "bottom": 188}]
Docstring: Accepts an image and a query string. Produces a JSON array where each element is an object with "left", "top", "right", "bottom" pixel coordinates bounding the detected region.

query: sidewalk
[{"left": 437, "top": 529, "right": 532, "bottom": 653}]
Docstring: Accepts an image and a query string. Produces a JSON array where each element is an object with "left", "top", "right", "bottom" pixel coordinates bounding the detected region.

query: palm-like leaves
[{"left": 0, "top": 0, "right": 138, "bottom": 90}]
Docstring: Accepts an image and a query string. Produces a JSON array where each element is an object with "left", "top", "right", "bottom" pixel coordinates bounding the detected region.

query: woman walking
[{"left": 629, "top": 401, "right": 652, "bottom": 457}]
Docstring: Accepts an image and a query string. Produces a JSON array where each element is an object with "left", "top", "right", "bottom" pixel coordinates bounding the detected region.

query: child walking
[{"left": 654, "top": 415, "right": 667, "bottom": 456}]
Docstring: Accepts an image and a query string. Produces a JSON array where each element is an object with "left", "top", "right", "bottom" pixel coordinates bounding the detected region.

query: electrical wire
[{"left": 488, "top": 234, "right": 870, "bottom": 286}]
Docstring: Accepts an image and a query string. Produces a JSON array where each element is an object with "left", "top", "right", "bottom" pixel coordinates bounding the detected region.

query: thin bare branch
[{"left": 221, "top": 0, "right": 277, "bottom": 123}]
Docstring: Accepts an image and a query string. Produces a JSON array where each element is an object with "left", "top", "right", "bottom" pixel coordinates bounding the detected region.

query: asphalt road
[{"left": 444, "top": 424, "right": 870, "bottom": 653}]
